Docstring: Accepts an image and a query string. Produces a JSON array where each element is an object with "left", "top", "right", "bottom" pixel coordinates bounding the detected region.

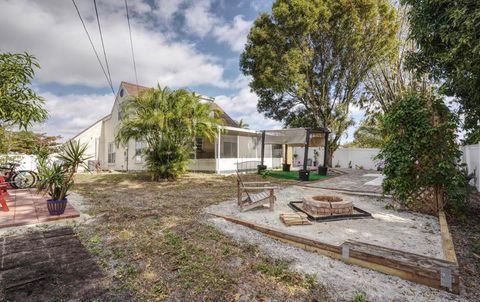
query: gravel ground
[
  {"left": 208, "top": 185, "right": 443, "bottom": 258},
  {"left": 205, "top": 185, "right": 466, "bottom": 301},
  {"left": 206, "top": 217, "right": 465, "bottom": 301}
]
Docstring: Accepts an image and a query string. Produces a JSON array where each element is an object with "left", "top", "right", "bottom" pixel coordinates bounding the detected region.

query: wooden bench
[{"left": 236, "top": 172, "right": 277, "bottom": 212}]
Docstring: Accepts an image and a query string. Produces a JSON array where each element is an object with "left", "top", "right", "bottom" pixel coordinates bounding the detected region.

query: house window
[
  {"left": 108, "top": 142, "right": 116, "bottom": 164},
  {"left": 221, "top": 135, "right": 237, "bottom": 158},
  {"left": 135, "top": 140, "right": 146, "bottom": 163}
]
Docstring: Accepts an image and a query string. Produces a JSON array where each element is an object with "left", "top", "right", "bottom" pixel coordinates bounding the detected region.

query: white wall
[
  {"left": 293, "top": 147, "right": 381, "bottom": 170},
  {"left": 332, "top": 148, "right": 380, "bottom": 170},
  {"left": 461, "top": 142, "right": 480, "bottom": 190}
]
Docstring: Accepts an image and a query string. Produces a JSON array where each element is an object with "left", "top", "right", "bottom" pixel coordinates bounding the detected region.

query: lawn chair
[
  {"left": 236, "top": 171, "right": 277, "bottom": 212},
  {"left": 0, "top": 176, "right": 10, "bottom": 212}
]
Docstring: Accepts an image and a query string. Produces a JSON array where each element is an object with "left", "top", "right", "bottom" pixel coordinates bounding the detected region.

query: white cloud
[
  {"left": 32, "top": 92, "right": 113, "bottom": 140},
  {"left": 215, "top": 76, "right": 282, "bottom": 130},
  {"left": 183, "top": 0, "right": 218, "bottom": 38},
  {"left": 153, "top": 0, "right": 184, "bottom": 21},
  {"left": 213, "top": 15, "right": 253, "bottom": 52},
  {"left": 0, "top": 0, "right": 227, "bottom": 89}
]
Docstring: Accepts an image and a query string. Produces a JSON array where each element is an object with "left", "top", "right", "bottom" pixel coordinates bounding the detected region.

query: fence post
[{"left": 477, "top": 142, "right": 480, "bottom": 191}]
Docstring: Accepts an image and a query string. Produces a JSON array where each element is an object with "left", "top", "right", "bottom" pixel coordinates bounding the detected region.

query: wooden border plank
[
  {"left": 439, "top": 211, "right": 458, "bottom": 264},
  {"left": 211, "top": 213, "right": 460, "bottom": 294}
]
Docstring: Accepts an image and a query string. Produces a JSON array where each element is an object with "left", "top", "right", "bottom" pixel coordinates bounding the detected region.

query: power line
[
  {"left": 124, "top": 0, "right": 139, "bottom": 87},
  {"left": 93, "top": 0, "right": 114, "bottom": 92},
  {"left": 71, "top": 0, "right": 115, "bottom": 95}
]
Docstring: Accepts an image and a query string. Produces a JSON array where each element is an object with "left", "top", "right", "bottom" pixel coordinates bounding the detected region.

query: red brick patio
[{"left": 0, "top": 189, "right": 80, "bottom": 229}]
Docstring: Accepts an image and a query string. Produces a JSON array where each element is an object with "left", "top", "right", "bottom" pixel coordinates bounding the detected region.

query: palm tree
[
  {"left": 237, "top": 119, "right": 249, "bottom": 129},
  {"left": 116, "top": 85, "right": 223, "bottom": 180}
]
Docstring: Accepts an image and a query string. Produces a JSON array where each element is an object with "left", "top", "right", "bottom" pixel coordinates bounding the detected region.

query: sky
[{"left": 0, "top": 0, "right": 363, "bottom": 141}]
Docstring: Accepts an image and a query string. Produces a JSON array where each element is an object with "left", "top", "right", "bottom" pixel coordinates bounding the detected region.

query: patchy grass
[
  {"left": 267, "top": 170, "right": 329, "bottom": 181},
  {"left": 74, "top": 172, "right": 332, "bottom": 301}
]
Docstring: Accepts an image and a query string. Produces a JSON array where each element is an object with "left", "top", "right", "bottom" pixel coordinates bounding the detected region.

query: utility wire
[
  {"left": 93, "top": 0, "right": 114, "bottom": 92},
  {"left": 71, "top": 0, "right": 115, "bottom": 95},
  {"left": 124, "top": 0, "right": 139, "bottom": 87}
]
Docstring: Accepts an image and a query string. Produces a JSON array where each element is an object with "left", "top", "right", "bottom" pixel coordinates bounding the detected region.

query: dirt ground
[
  {"left": 0, "top": 227, "right": 131, "bottom": 301},
  {"left": 1, "top": 172, "right": 478, "bottom": 301},
  {"left": 71, "top": 172, "right": 334, "bottom": 301},
  {"left": 448, "top": 193, "right": 480, "bottom": 301}
]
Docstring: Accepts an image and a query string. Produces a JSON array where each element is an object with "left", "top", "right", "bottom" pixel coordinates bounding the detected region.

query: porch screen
[
  {"left": 238, "top": 136, "right": 259, "bottom": 158},
  {"left": 221, "top": 135, "right": 237, "bottom": 158},
  {"left": 272, "top": 144, "right": 282, "bottom": 158}
]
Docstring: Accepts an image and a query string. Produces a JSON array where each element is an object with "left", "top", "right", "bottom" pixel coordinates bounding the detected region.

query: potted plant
[
  {"left": 37, "top": 140, "right": 90, "bottom": 215},
  {"left": 313, "top": 149, "right": 319, "bottom": 166},
  {"left": 293, "top": 153, "right": 298, "bottom": 166}
]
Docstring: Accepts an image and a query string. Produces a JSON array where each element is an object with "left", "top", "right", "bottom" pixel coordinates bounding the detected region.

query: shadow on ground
[{"left": 0, "top": 227, "right": 130, "bottom": 301}]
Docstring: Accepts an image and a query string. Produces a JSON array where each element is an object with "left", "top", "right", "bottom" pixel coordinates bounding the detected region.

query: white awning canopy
[{"left": 263, "top": 128, "right": 327, "bottom": 147}]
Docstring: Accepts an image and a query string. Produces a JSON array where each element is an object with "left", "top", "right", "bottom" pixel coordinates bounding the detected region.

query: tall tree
[
  {"left": 402, "top": 0, "right": 480, "bottom": 141},
  {"left": 0, "top": 130, "right": 60, "bottom": 154},
  {"left": 240, "top": 0, "right": 398, "bottom": 164},
  {"left": 116, "top": 86, "right": 223, "bottom": 180},
  {"left": 344, "top": 119, "right": 383, "bottom": 148},
  {"left": 0, "top": 53, "right": 48, "bottom": 129},
  {"left": 359, "top": 5, "right": 431, "bottom": 120}
]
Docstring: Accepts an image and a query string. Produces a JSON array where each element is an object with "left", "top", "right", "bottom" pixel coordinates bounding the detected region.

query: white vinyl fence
[
  {"left": 292, "top": 147, "right": 381, "bottom": 170},
  {"left": 461, "top": 142, "right": 480, "bottom": 191},
  {"left": 0, "top": 154, "right": 37, "bottom": 171},
  {"left": 332, "top": 148, "right": 380, "bottom": 170}
]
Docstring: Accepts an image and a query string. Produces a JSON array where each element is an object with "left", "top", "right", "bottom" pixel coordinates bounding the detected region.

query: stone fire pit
[{"left": 302, "top": 194, "right": 353, "bottom": 216}]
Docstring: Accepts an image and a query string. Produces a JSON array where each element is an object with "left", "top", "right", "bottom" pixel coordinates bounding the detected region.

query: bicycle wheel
[{"left": 12, "top": 171, "right": 37, "bottom": 189}]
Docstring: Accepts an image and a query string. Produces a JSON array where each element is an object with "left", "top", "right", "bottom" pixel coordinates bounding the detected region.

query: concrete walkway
[{"left": 306, "top": 169, "right": 385, "bottom": 195}]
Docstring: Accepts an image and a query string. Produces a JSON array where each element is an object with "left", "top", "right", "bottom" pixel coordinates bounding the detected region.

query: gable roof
[
  {"left": 211, "top": 102, "right": 239, "bottom": 128},
  {"left": 121, "top": 81, "right": 150, "bottom": 96},
  {"left": 120, "top": 81, "right": 239, "bottom": 128}
]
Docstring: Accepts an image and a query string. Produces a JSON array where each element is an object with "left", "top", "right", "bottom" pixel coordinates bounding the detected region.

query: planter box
[{"left": 299, "top": 170, "right": 310, "bottom": 181}]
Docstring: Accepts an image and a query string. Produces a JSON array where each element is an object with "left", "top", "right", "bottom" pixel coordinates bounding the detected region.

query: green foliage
[
  {"left": 0, "top": 53, "right": 48, "bottom": 129},
  {"left": 36, "top": 140, "right": 91, "bottom": 200},
  {"left": 359, "top": 5, "right": 432, "bottom": 120},
  {"left": 240, "top": 0, "right": 398, "bottom": 164},
  {"left": 353, "top": 290, "right": 367, "bottom": 302},
  {"left": 0, "top": 129, "right": 60, "bottom": 154},
  {"left": 344, "top": 119, "right": 384, "bottom": 148},
  {"left": 237, "top": 119, "right": 249, "bottom": 129},
  {"left": 402, "top": 0, "right": 480, "bottom": 133},
  {"left": 115, "top": 85, "right": 223, "bottom": 180},
  {"left": 379, "top": 93, "right": 470, "bottom": 213},
  {"left": 260, "top": 169, "right": 270, "bottom": 179}
]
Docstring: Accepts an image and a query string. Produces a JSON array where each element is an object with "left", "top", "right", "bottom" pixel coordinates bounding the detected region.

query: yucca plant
[{"left": 37, "top": 140, "right": 90, "bottom": 202}]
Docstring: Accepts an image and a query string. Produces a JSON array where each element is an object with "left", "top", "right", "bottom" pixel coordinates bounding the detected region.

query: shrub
[{"left": 379, "top": 93, "right": 470, "bottom": 214}]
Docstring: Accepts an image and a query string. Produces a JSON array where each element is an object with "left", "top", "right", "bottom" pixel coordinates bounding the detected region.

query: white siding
[{"left": 461, "top": 142, "right": 480, "bottom": 190}]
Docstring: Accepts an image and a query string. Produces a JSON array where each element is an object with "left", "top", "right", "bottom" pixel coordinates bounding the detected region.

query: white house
[{"left": 71, "top": 82, "right": 284, "bottom": 173}]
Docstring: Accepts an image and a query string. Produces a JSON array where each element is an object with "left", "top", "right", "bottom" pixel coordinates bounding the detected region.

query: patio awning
[
  {"left": 263, "top": 128, "right": 328, "bottom": 147},
  {"left": 259, "top": 128, "right": 330, "bottom": 179}
]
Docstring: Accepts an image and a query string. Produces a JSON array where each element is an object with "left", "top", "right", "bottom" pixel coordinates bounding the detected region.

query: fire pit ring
[{"left": 302, "top": 194, "right": 353, "bottom": 216}]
